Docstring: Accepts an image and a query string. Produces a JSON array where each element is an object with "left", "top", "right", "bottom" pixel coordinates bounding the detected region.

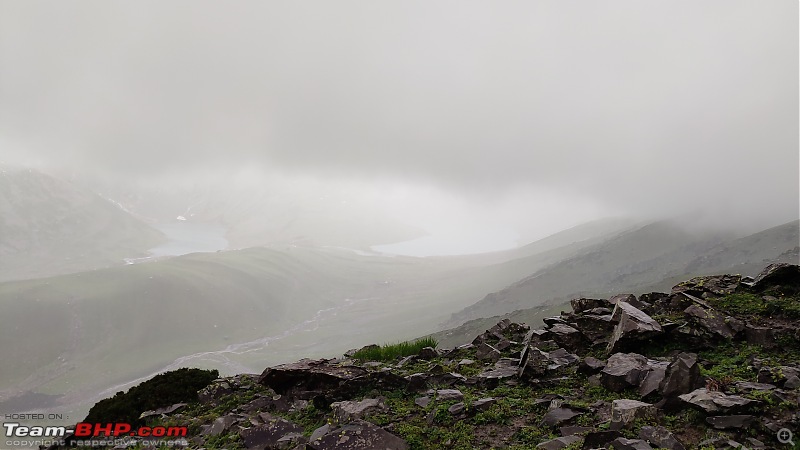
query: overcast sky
[{"left": 1, "top": 1, "right": 797, "bottom": 251}]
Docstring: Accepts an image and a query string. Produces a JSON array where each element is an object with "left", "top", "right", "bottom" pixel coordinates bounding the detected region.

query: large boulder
[
  {"left": 259, "top": 359, "right": 406, "bottom": 405},
  {"left": 748, "top": 263, "right": 800, "bottom": 292},
  {"left": 258, "top": 359, "right": 368, "bottom": 396},
  {"left": 607, "top": 301, "right": 663, "bottom": 353}
]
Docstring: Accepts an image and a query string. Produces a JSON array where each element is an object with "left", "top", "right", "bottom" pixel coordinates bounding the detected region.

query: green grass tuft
[
  {"left": 708, "top": 293, "right": 800, "bottom": 318},
  {"left": 351, "top": 337, "right": 438, "bottom": 361}
]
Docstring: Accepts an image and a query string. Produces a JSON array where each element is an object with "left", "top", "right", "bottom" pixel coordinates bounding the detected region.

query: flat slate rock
[
  {"left": 240, "top": 415, "right": 304, "bottom": 449},
  {"left": 541, "top": 407, "right": 582, "bottom": 427},
  {"left": 679, "top": 388, "right": 755, "bottom": 414},
  {"left": 307, "top": 420, "right": 408, "bottom": 450}
]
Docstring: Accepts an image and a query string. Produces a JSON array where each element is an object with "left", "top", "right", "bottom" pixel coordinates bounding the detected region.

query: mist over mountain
[
  {"left": 0, "top": 2, "right": 797, "bottom": 449},
  {"left": 0, "top": 167, "right": 164, "bottom": 281}
]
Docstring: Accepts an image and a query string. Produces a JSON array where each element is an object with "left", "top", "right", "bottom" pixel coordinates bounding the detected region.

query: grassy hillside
[{"left": 0, "top": 167, "right": 165, "bottom": 281}]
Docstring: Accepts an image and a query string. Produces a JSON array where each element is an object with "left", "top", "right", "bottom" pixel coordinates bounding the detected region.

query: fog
[{"left": 1, "top": 1, "right": 797, "bottom": 252}]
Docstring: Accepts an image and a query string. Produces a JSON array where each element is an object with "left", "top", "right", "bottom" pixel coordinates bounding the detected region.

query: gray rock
[
  {"left": 309, "top": 424, "right": 331, "bottom": 442},
  {"left": 206, "top": 414, "right": 240, "bottom": 436},
  {"left": 541, "top": 407, "right": 582, "bottom": 427},
  {"left": 535, "top": 435, "right": 581, "bottom": 450},
  {"left": 475, "top": 342, "right": 501, "bottom": 362},
  {"left": 609, "top": 437, "right": 654, "bottom": 450},
  {"left": 405, "top": 373, "right": 429, "bottom": 390},
  {"left": 198, "top": 382, "right": 234, "bottom": 405},
  {"left": 331, "top": 398, "right": 386, "bottom": 423},
  {"left": 417, "top": 347, "right": 438, "bottom": 360},
  {"left": 275, "top": 432, "right": 306, "bottom": 449},
  {"left": 609, "top": 294, "right": 639, "bottom": 305},
  {"left": 673, "top": 274, "right": 742, "bottom": 297},
  {"left": 477, "top": 358, "right": 518, "bottom": 381},
  {"left": 258, "top": 359, "right": 368, "bottom": 396},
  {"left": 607, "top": 301, "right": 663, "bottom": 353},
  {"left": 745, "top": 325, "right": 775, "bottom": 348},
  {"left": 570, "top": 297, "right": 610, "bottom": 313},
  {"left": 548, "top": 323, "right": 585, "bottom": 351},
  {"left": 659, "top": 352, "right": 701, "bottom": 407},
  {"left": 457, "top": 359, "right": 475, "bottom": 367},
  {"left": 638, "top": 360, "right": 668, "bottom": 397},
  {"left": 706, "top": 415, "right": 755, "bottom": 430},
  {"left": 601, "top": 353, "right": 650, "bottom": 392},
  {"left": 472, "top": 397, "right": 497, "bottom": 411},
  {"left": 679, "top": 388, "right": 755, "bottom": 414},
  {"left": 447, "top": 402, "right": 465, "bottom": 415},
  {"left": 426, "top": 388, "right": 463, "bottom": 401},
  {"left": 240, "top": 414, "right": 304, "bottom": 449},
  {"left": 520, "top": 347, "right": 578, "bottom": 380},
  {"left": 583, "top": 430, "right": 622, "bottom": 449},
  {"left": 638, "top": 425, "right": 685, "bottom": 450},
  {"left": 543, "top": 316, "right": 568, "bottom": 327},
  {"left": 573, "top": 314, "right": 615, "bottom": 344},
  {"left": 414, "top": 396, "right": 430, "bottom": 408},
  {"left": 547, "top": 348, "right": 580, "bottom": 370},
  {"left": 610, "top": 399, "right": 657, "bottom": 430},
  {"left": 749, "top": 263, "right": 800, "bottom": 292},
  {"left": 578, "top": 356, "right": 606, "bottom": 375},
  {"left": 307, "top": 420, "right": 408, "bottom": 450},
  {"left": 684, "top": 304, "right": 734, "bottom": 339}
]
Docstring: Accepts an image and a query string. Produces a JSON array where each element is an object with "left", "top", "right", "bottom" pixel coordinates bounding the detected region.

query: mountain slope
[
  {"left": 0, "top": 167, "right": 165, "bottom": 281},
  {"left": 447, "top": 219, "right": 798, "bottom": 327}
]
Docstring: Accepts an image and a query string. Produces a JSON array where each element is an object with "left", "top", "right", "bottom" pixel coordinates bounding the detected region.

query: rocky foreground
[{"left": 75, "top": 264, "right": 800, "bottom": 449}]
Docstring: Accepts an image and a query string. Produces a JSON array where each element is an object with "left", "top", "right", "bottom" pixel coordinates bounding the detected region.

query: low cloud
[{"left": 1, "top": 1, "right": 797, "bottom": 237}]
